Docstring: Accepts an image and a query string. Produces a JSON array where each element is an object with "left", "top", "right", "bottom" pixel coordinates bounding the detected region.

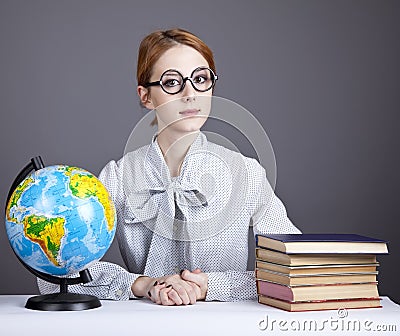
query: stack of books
[{"left": 255, "top": 233, "right": 388, "bottom": 312}]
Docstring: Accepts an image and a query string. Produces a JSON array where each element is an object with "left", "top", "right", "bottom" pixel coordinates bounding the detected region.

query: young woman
[{"left": 39, "top": 28, "right": 301, "bottom": 305}]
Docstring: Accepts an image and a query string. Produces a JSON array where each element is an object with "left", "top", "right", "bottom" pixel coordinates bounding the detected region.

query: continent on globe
[
  {"left": 23, "top": 214, "right": 65, "bottom": 266},
  {"left": 6, "top": 176, "right": 35, "bottom": 223},
  {"left": 67, "top": 169, "right": 115, "bottom": 231}
]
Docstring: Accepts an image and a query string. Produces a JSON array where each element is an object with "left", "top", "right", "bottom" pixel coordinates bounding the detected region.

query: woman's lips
[{"left": 179, "top": 109, "right": 200, "bottom": 116}]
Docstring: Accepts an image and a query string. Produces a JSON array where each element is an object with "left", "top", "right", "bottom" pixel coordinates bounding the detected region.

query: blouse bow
[{"left": 124, "top": 179, "right": 208, "bottom": 225}]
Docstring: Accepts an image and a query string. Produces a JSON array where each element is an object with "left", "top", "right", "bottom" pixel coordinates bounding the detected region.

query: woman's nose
[
  {"left": 180, "top": 80, "right": 196, "bottom": 102},
  {"left": 181, "top": 94, "right": 196, "bottom": 103}
]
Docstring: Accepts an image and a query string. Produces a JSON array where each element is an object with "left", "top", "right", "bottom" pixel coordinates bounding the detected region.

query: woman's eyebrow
[{"left": 163, "top": 69, "right": 179, "bottom": 74}]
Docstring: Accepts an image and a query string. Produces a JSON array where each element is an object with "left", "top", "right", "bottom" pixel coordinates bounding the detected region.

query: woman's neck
[{"left": 156, "top": 130, "right": 199, "bottom": 177}]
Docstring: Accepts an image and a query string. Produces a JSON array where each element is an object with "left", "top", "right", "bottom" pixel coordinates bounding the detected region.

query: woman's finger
[
  {"left": 148, "top": 281, "right": 165, "bottom": 305},
  {"left": 159, "top": 286, "right": 176, "bottom": 306},
  {"left": 167, "top": 287, "right": 183, "bottom": 305},
  {"left": 168, "top": 283, "right": 190, "bottom": 305},
  {"left": 188, "top": 281, "right": 201, "bottom": 300},
  {"left": 179, "top": 280, "right": 197, "bottom": 304}
]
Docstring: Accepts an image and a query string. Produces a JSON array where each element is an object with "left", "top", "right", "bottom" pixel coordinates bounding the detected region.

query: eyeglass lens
[{"left": 161, "top": 68, "right": 215, "bottom": 94}]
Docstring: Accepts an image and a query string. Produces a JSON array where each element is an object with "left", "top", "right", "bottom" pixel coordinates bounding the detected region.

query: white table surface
[{"left": 0, "top": 295, "right": 399, "bottom": 336}]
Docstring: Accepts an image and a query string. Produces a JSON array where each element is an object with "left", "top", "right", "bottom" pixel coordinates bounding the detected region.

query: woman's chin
[
  {"left": 161, "top": 116, "right": 207, "bottom": 133},
  {"left": 179, "top": 118, "right": 207, "bottom": 132}
]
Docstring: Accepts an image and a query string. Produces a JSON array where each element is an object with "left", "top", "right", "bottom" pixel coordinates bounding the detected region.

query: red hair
[{"left": 137, "top": 28, "right": 216, "bottom": 86}]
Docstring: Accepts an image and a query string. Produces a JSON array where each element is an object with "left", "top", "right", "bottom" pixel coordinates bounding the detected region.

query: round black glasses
[{"left": 144, "top": 67, "right": 218, "bottom": 95}]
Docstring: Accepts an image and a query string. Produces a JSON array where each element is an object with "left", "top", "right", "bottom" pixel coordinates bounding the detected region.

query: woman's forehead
[{"left": 152, "top": 45, "right": 209, "bottom": 77}]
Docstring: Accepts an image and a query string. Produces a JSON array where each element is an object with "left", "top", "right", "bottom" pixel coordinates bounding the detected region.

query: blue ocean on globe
[{"left": 5, "top": 165, "right": 116, "bottom": 276}]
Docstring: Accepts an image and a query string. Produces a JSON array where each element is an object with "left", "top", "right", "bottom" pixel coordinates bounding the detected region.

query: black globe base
[{"left": 25, "top": 293, "right": 101, "bottom": 311}]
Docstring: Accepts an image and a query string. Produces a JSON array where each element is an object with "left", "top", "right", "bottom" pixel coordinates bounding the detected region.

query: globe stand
[
  {"left": 6, "top": 156, "right": 102, "bottom": 311},
  {"left": 25, "top": 270, "right": 101, "bottom": 311},
  {"left": 25, "top": 293, "right": 101, "bottom": 311}
]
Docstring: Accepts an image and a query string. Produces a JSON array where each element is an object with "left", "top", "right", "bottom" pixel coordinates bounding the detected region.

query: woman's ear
[{"left": 137, "top": 86, "right": 154, "bottom": 110}]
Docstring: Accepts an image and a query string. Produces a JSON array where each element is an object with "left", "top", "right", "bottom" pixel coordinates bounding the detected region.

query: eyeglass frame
[{"left": 143, "top": 66, "right": 218, "bottom": 95}]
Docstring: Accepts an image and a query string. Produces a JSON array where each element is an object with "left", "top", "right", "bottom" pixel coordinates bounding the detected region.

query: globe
[
  {"left": 3, "top": 156, "right": 116, "bottom": 311},
  {"left": 5, "top": 164, "right": 116, "bottom": 277}
]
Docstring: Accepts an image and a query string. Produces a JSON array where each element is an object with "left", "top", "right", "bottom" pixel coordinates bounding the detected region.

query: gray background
[{"left": 1, "top": 0, "right": 399, "bottom": 304}]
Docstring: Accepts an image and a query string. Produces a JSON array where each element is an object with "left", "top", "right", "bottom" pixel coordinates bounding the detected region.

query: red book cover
[
  {"left": 257, "top": 279, "right": 379, "bottom": 301},
  {"left": 258, "top": 280, "right": 294, "bottom": 301}
]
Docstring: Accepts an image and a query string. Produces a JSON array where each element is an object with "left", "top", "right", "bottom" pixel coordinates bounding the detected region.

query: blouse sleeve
[
  {"left": 37, "top": 261, "right": 140, "bottom": 300},
  {"left": 37, "top": 160, "right": 142, "bottom": 300},
  {"left": 204, "top": 159, "right": 301, "bottom": 302},
  {"left": 205, "top": 270, "right": 257, "bottom": 301}
]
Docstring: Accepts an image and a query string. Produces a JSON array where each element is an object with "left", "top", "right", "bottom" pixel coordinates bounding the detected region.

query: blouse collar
[{"left": 144, "top": 131, "right": 208, "bottom": 190}]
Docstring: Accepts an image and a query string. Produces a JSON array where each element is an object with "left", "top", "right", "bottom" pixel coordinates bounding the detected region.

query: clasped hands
[{"left": 132, "top": 268, "right": 208, "bottom": 305}]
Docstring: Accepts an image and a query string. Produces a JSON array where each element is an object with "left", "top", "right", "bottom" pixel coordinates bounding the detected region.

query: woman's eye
[
  {"left": 193, "top": 76, "right": 207, "bottom": 84},
  {"left": 163, "top": 79, "right": 180, "bottom": 87}
]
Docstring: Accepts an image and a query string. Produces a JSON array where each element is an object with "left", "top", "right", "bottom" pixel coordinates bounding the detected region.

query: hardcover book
[
  {"left": 255, "top": 260, "right": 379, "bottom": 275},
  {"left": 256, "top": 279, "right": 379, "bottom": 301},
  {"left": 256, "top": 234, "right": 388, "bottom": 254},
  {"left": 258, "top": 295, "right": 382, "bottom": 312},
  {"left": 256, "top": 268, "right": 378, "bottom": 286},
  {"left": 255, "top": 248, "right": 377, "bottom": 266}
]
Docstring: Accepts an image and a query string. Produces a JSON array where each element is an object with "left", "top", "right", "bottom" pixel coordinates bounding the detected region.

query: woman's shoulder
[
  {"left": 99, "top": 144, "right": 150, "bottom": 178},
  {"left": 121, "top": 144, "right": 152, "bottom": 164},
  {"left": 110, "top": 144, "right": 151, "bottom": 167},
  {"left": 205, "top": 140, "right": 267, "bottom": 196},
  {"left": 206, "top": 140, "right": 264, "bottom": 173}
]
